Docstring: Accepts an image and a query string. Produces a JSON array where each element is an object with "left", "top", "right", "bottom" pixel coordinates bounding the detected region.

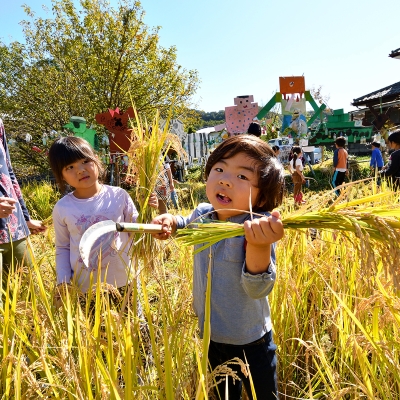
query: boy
[
  {"left": 152, "top": 135, "right": 285, "bottom": 399},
  {"left": 370, "top": 141, "right": 384, "bottom": 184},
  {"left": 332, "top": 136, "right": 348, "bottom": 196}
]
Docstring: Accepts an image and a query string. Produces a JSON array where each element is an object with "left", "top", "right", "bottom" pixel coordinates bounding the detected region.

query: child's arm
[
  {"left": 295, "top": 162, "right": 306, "bottom": 183},
  {"left": 151, "top": 213, "right": 176, "bottom": 240},
  {"left": 333, "top": 149, "right": 338, "bottom": 168},
  {"left": 370, "top": 150, "right": 376, "bottom": 168},
  {"left": 148, "top": 192, "right": 159, "bottom": 209},
  {"left": 243, "top": 211, "right": 284, "bottom": 274},
  {"left": 52, "top": 209, "right": 73, "bottom": 285}
]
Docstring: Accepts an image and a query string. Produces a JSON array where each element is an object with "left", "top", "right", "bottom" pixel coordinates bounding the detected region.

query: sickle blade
[{"left": 79, "top": 220, "right": 116, "bottom": 267}]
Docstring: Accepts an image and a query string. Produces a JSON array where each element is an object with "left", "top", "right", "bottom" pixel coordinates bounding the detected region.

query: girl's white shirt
[
  {"left": 52, "top": 185, "right": 138, "bottom": 292},
  {"left": 289, "top": 157, "right": 303, "bottom": 174}
]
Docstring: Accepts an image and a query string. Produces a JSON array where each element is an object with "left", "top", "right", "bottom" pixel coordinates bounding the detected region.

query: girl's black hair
[
  {"left": 272, "top": 145, "right": 280, "bottom": 153},
  {"left": 291, "top": 145, "right": 301, "bottom": 167},
  {"left": 48, "top": 136, "right": 104, "bottom": 193},
  {"left": 205, "top": 135, "right": 284, "bottom": 211}
]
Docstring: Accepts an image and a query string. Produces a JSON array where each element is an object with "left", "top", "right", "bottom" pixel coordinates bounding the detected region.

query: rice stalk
[{"left": 175, "top": 192, "right": 400, "bottom": 254}]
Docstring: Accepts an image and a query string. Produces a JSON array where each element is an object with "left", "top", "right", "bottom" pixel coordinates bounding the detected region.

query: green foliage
[
  {"left": 199, "top": 110, "right": 225, "bottom": 122},
  {"left": 0, "top": 0, "right": 199, "bottom": 172},
  {"left": 190, "top": 109, "right": 225, "bottom": 131},
  {"left": 184, "top": 164, "right": 203, "bottom": 182},
  {"left": 21, "top": 180, "right": 60, "bottom": 220}
]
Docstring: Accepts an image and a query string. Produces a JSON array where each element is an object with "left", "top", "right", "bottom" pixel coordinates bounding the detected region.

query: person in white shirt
[
  {"left": 289, "top": 146, "right": 306, "bottom": 205},
  {"left": 48, "top": 136, "right": 158, "bottom": 300}
]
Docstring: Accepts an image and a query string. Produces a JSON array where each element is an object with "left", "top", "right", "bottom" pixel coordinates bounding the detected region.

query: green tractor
[{"left": 309, "top": 109, "right": 374, "bottom": 154}]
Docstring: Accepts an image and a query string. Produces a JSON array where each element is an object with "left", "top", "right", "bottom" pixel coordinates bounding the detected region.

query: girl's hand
[
  {"left": 243, "top": 211, "right": 284, "bottom": 247},
  {"left": 53, "top": 282, "right": 72, "bottom": 308},
  {"left": 150, "top": 213, "right": 175, "bottom": 240},
  {"left": 148, "top": 192, "right": 159, "bottom": 209}
]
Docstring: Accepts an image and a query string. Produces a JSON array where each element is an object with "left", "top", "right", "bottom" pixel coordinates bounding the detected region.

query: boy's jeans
[{"left": 208, "top": 330, "right": 278, "bottom": 400}]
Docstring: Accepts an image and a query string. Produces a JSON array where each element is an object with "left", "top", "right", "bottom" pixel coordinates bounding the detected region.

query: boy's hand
[
  {"left": 244, "top": 211, "right": 284, "bottom": 274},
  {"left": 148, "top": 192, "right": 159, "bottom": 209},
  {"left": 243, "top": 211, "right": 284, "bottom": 247},
  {"left": 150, "top": 213, "right": 175, "bottom": 240}
]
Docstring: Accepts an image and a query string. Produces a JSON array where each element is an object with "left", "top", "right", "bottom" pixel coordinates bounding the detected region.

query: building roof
[
  {"left": 389, "top": 47, "right": 400, "bottom": 59},
  {"left": 352, "top": 81, "right": 400, "bottom": 107}
]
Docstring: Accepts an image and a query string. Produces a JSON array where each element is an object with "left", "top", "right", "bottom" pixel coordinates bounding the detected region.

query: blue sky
[{"left": 1, "top": 0, "right": 400, "bottom": 113}]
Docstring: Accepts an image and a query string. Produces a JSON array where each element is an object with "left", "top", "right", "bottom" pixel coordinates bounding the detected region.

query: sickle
[{"left": 79, "top": 220, "right": 163, "bottom": 267}]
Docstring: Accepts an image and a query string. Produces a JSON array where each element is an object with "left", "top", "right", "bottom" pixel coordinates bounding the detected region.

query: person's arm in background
[
  {"left": 295, "top": 160, "right": 306, "bottom": 183},
  {"left": 166, "top": 167, "right": 174, "bottom": 193},
  {"left": 333, "top": 149, "right": 339, "bottom": 168},
  {"left": 163, "top": 156, "right": 175, "bottom": 193},
  {"left": 381, "top": 150, "right": 400, "bottom": 177},
  {"left": 0, "top": 121, "right": 46, "bottom": 234},
  {"left": 370, "top": 149, "right": 376, "bottom": 168}
]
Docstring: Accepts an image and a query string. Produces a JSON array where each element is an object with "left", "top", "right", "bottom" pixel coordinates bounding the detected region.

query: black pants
[
  {"left": 332, "top": 170, "right": 346, "bottom": 195},
  {"left": 208, "top": 330, "right": 278, "bottom": 400}
]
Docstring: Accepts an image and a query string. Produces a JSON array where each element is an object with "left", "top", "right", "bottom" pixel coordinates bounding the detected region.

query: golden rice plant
[
  {"left": 2, "top": 182, "right": 400, "bottom": 398},
  {"left": 175, "top": 191, "right": 400, "bottom": 251},
  {"left": 21, "top": 180, "right": 61, "bottom": 222}
]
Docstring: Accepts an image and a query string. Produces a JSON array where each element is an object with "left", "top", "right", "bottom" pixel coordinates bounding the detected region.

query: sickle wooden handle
[{"left": 116, "top": 222, "right": 163, "bottom": 233}]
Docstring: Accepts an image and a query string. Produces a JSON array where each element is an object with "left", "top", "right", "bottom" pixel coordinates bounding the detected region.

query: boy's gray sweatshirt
[{"left": 176, "top": 203, "right": 276, "bottom": 345}]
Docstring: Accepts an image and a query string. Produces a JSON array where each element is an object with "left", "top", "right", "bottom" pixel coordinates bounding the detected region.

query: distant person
[
  {"left": 370, "top": 141, "right": 384, "bottom": 185},
  {"left": 156, "top": 153, "right": 175, "bottom": 214},
  {"left": 380, "top": 129, "right": 400, "bottom": 190},
  {"left": 289, "top": 146, "right": 306, "bottom": 205},
  {"left": 0, "top": 118, "right": 47, "bottom": 289},
  {"left": 272, "top": 145, "right": 280, "bottom": 157},
  {"left": 332, "top": 136, "right": 348, "bottom": 196},
  {"left": 247, "top": 121, "right": 262, "bottom": 137},
  {"left": 370, "top": 141, "right": 384, "bottom": 171}
]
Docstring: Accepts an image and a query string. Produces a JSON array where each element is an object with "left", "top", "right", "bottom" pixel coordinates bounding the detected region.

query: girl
[
  {"left": 380, "top": 129, "right": 400, "bottom": 190},
  {"left": 289, "top": 146, "right": 306, "bottom": 205},
  {"left": 48, "top": 136, "right": 158, "bottom": 303},
  {"left": 151, "top": 135, "right": 285, "bottom": 400}
]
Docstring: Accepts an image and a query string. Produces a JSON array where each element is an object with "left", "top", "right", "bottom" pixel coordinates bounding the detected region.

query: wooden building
[{"left": 349, "top": 47, "right": 400, "bottom": 131}]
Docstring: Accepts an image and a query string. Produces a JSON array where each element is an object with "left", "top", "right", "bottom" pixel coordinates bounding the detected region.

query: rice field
[{"left": 0, "top": 175, "right": 398, "bottom": 399}]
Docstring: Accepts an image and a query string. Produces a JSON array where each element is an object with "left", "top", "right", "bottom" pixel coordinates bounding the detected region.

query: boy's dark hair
[
  {"left": 388, "top": 128, "right": 400, "bottom": 144},
  {"left": 371, "top": 141, "right": 381, "bottom": 148},
  {"left": 335, "top": 136, "right": 346, "bottom": 148},
  {"left": 247, "top": 121, "right": 262, "bottom": 137},
  {"left": 205, "top": 135, "right": 284, "bottom": 211},
  {"left": 272, "top": 145, "right": 280, "bottom": 152},
  {"left": 48, "top": 136, "right": 104, "bottom": 193}
]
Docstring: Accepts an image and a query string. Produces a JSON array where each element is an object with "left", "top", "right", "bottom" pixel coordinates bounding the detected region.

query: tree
[{"left": 0, "top": 0, "right": 199, "bottom": 172}]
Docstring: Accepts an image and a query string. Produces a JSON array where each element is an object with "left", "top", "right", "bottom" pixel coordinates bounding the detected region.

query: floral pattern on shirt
[{"left": 0, "top": 118, "right": 30, "bottom": 244}]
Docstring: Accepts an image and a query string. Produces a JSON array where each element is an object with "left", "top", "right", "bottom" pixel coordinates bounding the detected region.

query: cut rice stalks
[{"left": 175, "top": 192, "right": 400, "bottom": 254}]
